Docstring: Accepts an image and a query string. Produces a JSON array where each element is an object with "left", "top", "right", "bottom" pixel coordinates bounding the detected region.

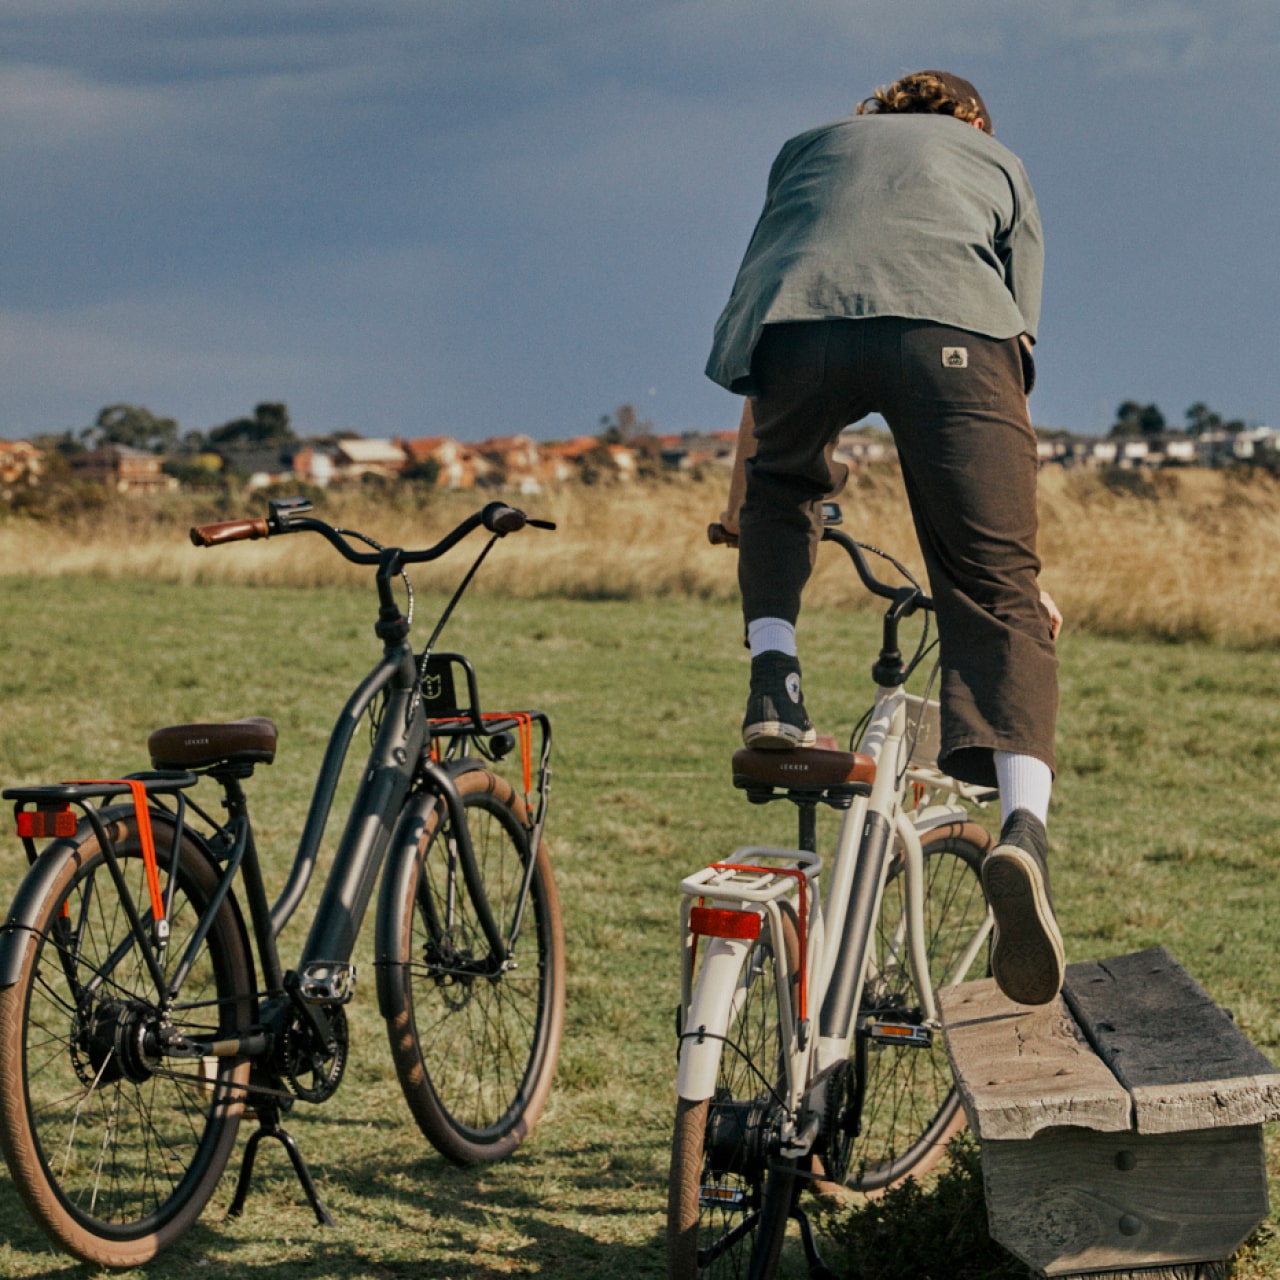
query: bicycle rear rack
[{"left": 679, "top": 847, "right": 823, "bottom": 1034}]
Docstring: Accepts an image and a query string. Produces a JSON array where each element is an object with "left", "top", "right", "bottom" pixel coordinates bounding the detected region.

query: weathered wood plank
[
  {"left": 980, "top": 1125, "right": 1268, "bottom": 1277},
  {"left": 1063, "top": 947, "right": 1280, "bottom": 1134},
  {"left": 938, "top": 978, "right": 1132, "bottom": 1140}
]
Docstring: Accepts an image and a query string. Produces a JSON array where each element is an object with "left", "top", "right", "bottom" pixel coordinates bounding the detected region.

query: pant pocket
[{"left": 902, "top": 325, "right": 1012, "bottom": 410}]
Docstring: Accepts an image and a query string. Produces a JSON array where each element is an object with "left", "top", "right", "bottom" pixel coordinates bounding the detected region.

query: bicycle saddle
[
  {"left": 732, "top": 745, "right": 875, "bottom": 793},
  {"left": 148, "top": 717, "right": 279, "bottom": 770}
]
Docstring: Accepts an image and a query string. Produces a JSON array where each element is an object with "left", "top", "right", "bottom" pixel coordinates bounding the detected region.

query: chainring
[{"left": 283, "top": 1007, "right": 349, "bottom": 1103}]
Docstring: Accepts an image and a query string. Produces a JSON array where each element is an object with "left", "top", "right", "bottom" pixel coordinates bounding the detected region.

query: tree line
[
  {"left": 1108, "top": 400, "right": 1251, "bottom": 440},
  {"left": 41, "top": 402, "right": 300, "bottom": 457}
]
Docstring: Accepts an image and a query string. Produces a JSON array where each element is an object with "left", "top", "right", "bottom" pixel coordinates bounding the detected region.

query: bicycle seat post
[{"left": 797, "top": 800, "right": 817, "bottom": 854}]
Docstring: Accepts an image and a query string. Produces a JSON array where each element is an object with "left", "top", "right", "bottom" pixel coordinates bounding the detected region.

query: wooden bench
[{"left": 938, "top": 946, "right": 1280, "bottom": 1279}]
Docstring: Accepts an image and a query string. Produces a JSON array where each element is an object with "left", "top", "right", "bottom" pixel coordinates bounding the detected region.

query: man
[{"left": 707, "top": 71, "right": 1064, "bottom": 1006}]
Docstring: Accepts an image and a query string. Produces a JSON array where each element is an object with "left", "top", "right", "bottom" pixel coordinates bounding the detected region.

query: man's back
[{"left": 707, "top": 112, "right": 1042, "bottom": 394}]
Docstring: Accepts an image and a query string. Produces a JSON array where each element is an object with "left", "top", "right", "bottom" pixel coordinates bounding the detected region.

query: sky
[{"left": 2, "top": 1, "right": 1278, "bottom": 445}]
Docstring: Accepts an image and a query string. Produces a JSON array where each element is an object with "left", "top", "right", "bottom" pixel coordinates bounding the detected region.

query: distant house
[
  {"left": 835, "top": 429, "right": 897, "bottom": 467},
  {"left": 70, "top": 444, "right": 178, "bottom": 494},
  {"left": 1230, "top": 425, "right": 1279, "bottom": 462},
  {"left": 540, "top": 437, "right": 599, "bottom": 484},
  {"left": 1159, "top": 437, "right": 1197, "bottom": 466},
  {"left": 606, "top": 443, "right": 637, "bottom": 479},
  {"left": 0, "top": 440, "right": 44, "bottom": 493},
  {"left": 651, "top": 431, "right": 737, "bottom": 473},
  {"left": 226, "top": 449, "right": 296, "bottom": 489},
  {"left": 1037, "top": 437, "right": 1072, "bottom": 464},
  {"left": 290, "top": 445, "right": 336, "bottom": 487},
  {"left": 401, "top": 437, "right": 481, "bottom": 489},
  {"left": 474, "top": 434, "right": 541, "bottom": 494},
  {"left": 1082, "top": 439, "right": 1117, "bottom": 467},
  {"left": 333, "top": 437, "right": 406, "bottom": 480}
]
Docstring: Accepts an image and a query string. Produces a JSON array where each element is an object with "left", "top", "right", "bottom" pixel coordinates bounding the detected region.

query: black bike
[{"left": 0, "top": 497, "right": 565, "bottom": 1269}]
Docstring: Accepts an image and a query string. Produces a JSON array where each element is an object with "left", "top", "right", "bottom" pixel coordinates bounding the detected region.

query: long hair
[{"left": 857, "top": 72, "right": 990, "bottom": 132}]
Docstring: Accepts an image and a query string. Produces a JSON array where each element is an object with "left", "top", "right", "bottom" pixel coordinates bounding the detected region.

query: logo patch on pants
[{"left": 942, "top": 346, "right": 969, "bottom": 368}]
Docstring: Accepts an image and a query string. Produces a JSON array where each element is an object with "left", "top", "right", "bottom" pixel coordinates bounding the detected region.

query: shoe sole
[
  {"left": 981, "top": 846, "right": 1065, "bottom": 1006},
  {"left": 742, "top": 720, "right": 818, "bottom": 750}
]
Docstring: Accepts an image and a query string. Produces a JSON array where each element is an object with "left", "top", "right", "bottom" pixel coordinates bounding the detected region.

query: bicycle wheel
[
  {"left": 0, "top": 809, "right": 254, "bottom": 1268},
  {"left": 384, "top": 768, "right": 565, "bottom": 1164},
  {"left": 668, "top": 907, "right": 799, "bottom": 1280},
  {"left": 830, "top": 820, "right": 991, "bottom": 1193}
]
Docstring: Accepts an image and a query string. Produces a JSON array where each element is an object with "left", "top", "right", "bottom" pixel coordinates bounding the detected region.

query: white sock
[
  {"left": 747, "top": 617, "right": 797, "bottom": 659},
  {"left": 994, "top": 751, "right": 1052, "bottom": 828}
]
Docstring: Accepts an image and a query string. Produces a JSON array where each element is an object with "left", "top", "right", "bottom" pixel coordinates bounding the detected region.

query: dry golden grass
[{"left": 2, "top": 464, "right": 1277, "bottom": 646}]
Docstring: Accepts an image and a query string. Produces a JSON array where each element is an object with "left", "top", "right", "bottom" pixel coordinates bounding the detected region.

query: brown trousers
[{"left": 738, "top": 317, "right": 1057, "bottom": 787}]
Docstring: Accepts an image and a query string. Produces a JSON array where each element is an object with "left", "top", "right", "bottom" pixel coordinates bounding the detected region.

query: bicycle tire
[
  {"left": 0, "top": 809, "right": 254, "bottom": 1268},
  {"left": 384, "top": 768, "right": 565, "bottom": 1164},
  {"left": 667, "top": 906, "right": 799, "bottom": 1280},
  {"left": 830, "top": 819, "right": 991, "bottom": 1194}
]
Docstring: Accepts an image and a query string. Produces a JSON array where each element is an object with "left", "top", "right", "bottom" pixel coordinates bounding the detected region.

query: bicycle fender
[
  {"left": 676, "top": 934, "right": 753, "bottom": 1102},
  {"left": 372, "top": 758, "right": 500, "bottom": 1019},
  {"left": 0, "top": 837, "right": 84, "bottom": 988}
]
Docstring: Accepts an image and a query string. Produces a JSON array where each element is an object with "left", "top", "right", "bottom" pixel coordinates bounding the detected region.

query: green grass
[{"left": 0, "top": 575, "right": 1276, "bottom": 1278}]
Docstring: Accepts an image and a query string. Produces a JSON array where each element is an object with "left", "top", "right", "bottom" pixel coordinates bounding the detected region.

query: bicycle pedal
[
  {"left": 699, "top": 1182, "right": 748, "bottom": 1209},
  {"left": 866, "top": 1019, "right": 932, "bottom": 1048},
  {"left": 297, "top": 961, "right": 357, "bottom": 1005}
]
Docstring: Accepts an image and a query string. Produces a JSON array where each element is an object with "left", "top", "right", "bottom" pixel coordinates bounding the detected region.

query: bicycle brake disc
[{"left": 283, "top": 1007, "right": 349, "bottom": 1103}]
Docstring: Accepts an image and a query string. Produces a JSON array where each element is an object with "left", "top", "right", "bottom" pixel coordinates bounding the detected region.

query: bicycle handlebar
[
  {"left": 190, "top": 500, "right": 554, "bottom": 561},
  {"left": 821, "top": 528, "right": 932, "bottom": 612},
  {"left": 703, "top": 518, "right": 931, "bottom": 612}
]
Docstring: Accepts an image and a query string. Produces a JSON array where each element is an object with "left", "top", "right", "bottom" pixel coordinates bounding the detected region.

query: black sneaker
[
  {"left": 981, "top": 809, "right": 1065, "bottom": 1006},
  {"left": 742, "top": 652, "right": 817, "bottom": 750}
]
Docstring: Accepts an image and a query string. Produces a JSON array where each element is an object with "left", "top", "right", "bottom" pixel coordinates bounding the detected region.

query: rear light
[
  {"left": 17, "top": 806, "right": 77, "bottom": 839},
  {"left": 690, "top": 906, "right": 761, "bottom": 941}
]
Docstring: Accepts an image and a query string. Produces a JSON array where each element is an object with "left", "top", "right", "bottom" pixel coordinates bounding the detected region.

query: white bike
[{"left": 668, "top": 518, "right": 996, "bottom": 1279}]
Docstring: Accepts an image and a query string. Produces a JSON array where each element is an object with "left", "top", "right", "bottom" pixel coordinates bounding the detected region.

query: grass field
[{"left": 0, "top": 514, "right": 1277, "bottom": 1278}]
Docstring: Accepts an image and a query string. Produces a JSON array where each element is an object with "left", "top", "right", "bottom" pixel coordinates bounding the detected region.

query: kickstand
[
  {"left": 227, "top": 1102, "right": 335, "bottom": 1226},
  {"left": 792, "top": 1201, "right": 837, "bottom": 1280}
]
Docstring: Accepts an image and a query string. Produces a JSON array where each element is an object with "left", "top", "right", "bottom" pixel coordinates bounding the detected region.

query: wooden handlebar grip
[{"left": 189, "top": 518, "right": 270, "bottom": 547}]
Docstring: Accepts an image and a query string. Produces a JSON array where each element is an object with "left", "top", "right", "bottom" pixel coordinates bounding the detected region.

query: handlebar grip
[
  {"left": 189, "top": 518, "right": 271, "bottom": 548},
  {"left": 484, "top": 504, "right": 527, "bottom": 535},
  {"left": 707, "top": 522, "right": 738, "bottom": 547}
]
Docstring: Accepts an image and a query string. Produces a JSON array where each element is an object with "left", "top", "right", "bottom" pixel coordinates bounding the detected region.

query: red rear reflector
[
  {"left": 17, "top": 807, "right": 76, "bottom": 839},
  {"left": 690, "top": 906, "right": 761, "bottom": 940}
]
